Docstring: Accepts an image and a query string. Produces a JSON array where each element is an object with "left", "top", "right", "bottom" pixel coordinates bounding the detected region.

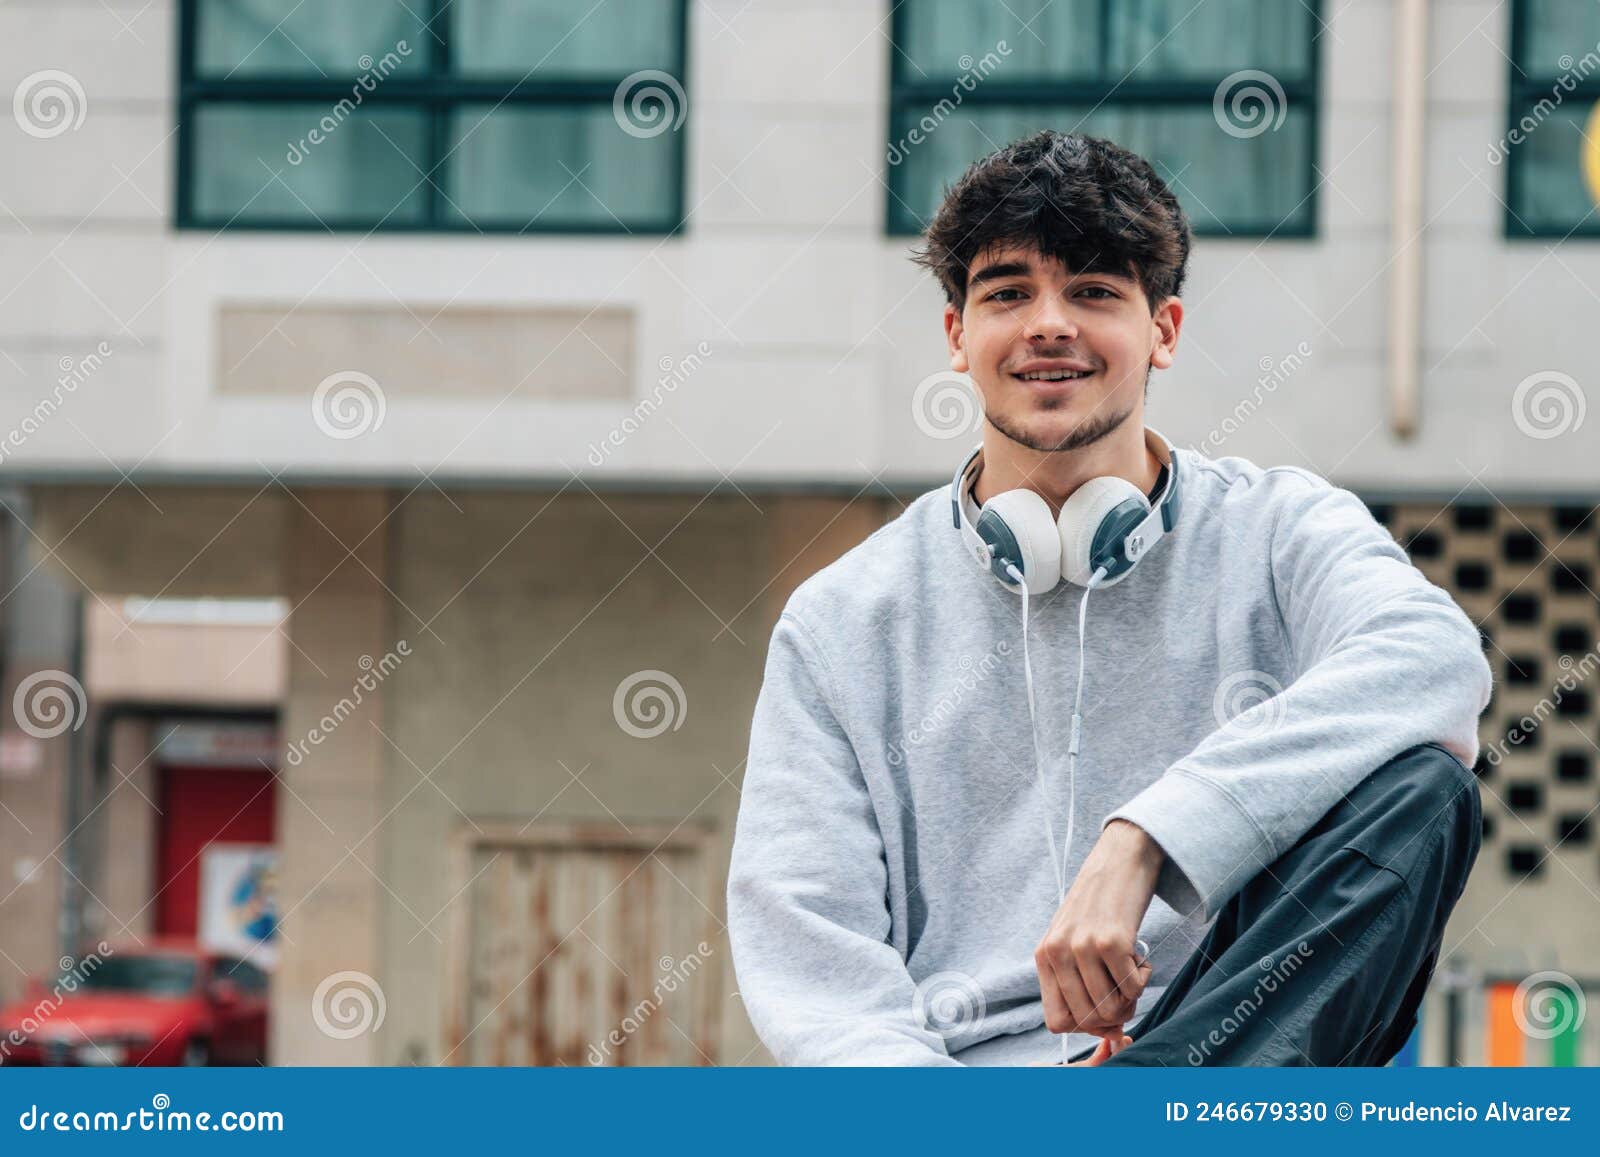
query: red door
[{"left": 154, "top": 765, "right": 277, "bottom": 937}]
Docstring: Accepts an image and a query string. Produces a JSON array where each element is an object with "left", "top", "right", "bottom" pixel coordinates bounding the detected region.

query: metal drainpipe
[{"left": 1389, "top": 0, "right": 1430, "bottom": 439}]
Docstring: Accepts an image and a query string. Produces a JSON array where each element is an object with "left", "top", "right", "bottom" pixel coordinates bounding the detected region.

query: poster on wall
[{"left": 198, "top": 844, "right": 279, "bottom": 969}]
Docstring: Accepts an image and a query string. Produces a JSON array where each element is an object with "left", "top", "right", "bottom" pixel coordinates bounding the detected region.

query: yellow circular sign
[{"left": 1584, "top": 99, "right": 1600, "bottom": 205}]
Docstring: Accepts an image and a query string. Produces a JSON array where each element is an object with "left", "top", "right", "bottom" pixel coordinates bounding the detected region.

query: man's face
[{"left": 944, "top": 244, "right": 1178, "bottom": 453}]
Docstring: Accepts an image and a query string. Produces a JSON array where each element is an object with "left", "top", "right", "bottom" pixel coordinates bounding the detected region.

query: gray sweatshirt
[{"left": 726, "top": 443, "right": 1493, "bottom": 1066}]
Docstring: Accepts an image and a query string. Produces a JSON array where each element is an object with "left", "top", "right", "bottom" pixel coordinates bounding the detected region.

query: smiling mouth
[{"left": 1011, "top": 369, "right": 1093, "bottom": 383}]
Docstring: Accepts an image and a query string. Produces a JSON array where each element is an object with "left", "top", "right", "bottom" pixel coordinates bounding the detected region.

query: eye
[
  {"left": 1077, "top": 285, "right": 1116, "bottom": 299},
  {"left": 987, "top": 287, "right": 1026, "bottom": 303}
]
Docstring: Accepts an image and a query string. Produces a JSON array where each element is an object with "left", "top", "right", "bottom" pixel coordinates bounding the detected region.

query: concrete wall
[
  {"left": 0, "top": 0, "right": 1593, "bottom": 492},
  {"left": 377, "top": 488, "right": 889, "bottom": 1065},
  {"left": 24, "top": 479, "right": 889, "bottom": 1063}
]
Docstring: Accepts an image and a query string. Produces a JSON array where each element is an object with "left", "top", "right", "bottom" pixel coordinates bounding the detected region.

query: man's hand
[{"left": 1035, "top": 819, "right": 1163, "bottom": 1036}]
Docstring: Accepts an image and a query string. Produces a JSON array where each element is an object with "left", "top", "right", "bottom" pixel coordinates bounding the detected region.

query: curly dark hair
[{"left": 911, "top": 131, "right": 1191, "bottom": 314}]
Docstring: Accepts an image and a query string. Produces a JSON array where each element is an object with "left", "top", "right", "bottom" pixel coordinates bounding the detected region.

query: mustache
[{"left": 1004, "top": 349, "right": 1100, "bottom": 369}]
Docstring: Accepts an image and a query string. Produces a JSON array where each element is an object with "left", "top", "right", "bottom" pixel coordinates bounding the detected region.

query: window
[
  {"left": 1504, "top": 1, "right": 1600, "bottom": 236},
  {"left": 213, "top": 956, "right": 270, "bottom": 993},
  {"left": 176, "top": 0, "right": 688, "bottom": 232},
  {"left": 885, "top": 0, "right": 1322, "bottom": 237}
]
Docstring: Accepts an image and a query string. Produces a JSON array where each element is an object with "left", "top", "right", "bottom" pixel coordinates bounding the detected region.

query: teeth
[{"left": 1018, "top": 370, "right": 1089, "bottom": 381}]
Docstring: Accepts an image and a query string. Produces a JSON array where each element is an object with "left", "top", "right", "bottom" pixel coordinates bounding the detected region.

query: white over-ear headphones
[
  {"left": 950, "top": 426, "right": 1183, "bottom": 595},
  {"left": 947, "top": 426, "right": 1181, "bottom": 1060}
]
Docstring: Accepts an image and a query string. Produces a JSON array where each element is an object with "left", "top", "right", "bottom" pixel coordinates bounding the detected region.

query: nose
[{"left": 1025, "top": 295, "right": 1078, "bottom": 343}]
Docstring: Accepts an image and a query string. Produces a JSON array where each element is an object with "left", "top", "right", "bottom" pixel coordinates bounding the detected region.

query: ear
[
  {"left": 1149, "top": 297, "right": 1183, "bottom": 371},
  {"left": 944, "top": 303, "right": 969, "bottom": 373}
]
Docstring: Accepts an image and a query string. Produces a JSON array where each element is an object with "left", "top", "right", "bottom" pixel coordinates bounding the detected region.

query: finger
[
  {"left": 1036, "top": 952, "right": 1075, "bottom": 1034},
  {"left": 1051, "top": 954, "right": 1099, "bottom": 1032},
  {"left": 1072, "top": 943, "right": 1125, "bottom": 1027},
  {"left": 1069, "top": 1037, "right": 1115, "bottom": 1068},
  {"left": 1108, "top": 949, "right": 1151, "bottom": 1008}
]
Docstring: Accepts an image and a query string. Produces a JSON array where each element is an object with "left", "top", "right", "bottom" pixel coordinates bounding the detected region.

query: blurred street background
[{"left": 0, "top": 0, "right": 1597, "bottom": 1066}]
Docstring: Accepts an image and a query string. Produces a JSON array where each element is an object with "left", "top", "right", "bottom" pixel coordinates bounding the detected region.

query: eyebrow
[{"left": 966, "top": 260, "right": 1034, "bottom": 289}]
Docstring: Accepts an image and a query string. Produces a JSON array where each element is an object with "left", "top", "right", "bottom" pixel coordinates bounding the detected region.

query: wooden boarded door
[{"left": 444, "top": 824, "right": 720, "bottom": 1066}]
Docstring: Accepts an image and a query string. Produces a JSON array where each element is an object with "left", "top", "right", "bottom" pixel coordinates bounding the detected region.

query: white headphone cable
[{"left": 1005, "top": 560, "right": 1108, "bottom": 1063}]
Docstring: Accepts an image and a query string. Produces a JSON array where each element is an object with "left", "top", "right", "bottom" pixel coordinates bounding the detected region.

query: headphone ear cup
[
  {"left": 1058, "top": 477, "right": 1150, "bottom": 587},
  {"left": 977, "top": 489, "right": 1062, "bottom": 595}
]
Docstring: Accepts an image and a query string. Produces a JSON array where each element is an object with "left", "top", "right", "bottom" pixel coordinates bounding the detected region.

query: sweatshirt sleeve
[
  {"left": 727, "top": 612, "right": 962, "bottom": 1066},
  {"left": 1105, "top": 472, "right": 1494, "bottom": 920}
]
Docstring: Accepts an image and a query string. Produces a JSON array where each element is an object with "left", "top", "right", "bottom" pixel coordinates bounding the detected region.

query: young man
[{"left": 726, "top": 132, "right": 1491, "bottom": 1067}]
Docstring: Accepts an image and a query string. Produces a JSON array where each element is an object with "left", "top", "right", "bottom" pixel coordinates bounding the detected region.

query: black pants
[{"left": 1070, "top": 743, "right": 1482, "bottom": 1067}]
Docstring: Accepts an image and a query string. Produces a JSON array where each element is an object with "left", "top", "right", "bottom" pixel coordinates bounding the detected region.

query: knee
[
  {"left": 1361, "top": 742, "right": 1482, "bottom": 871},
  {"left": 1369, "top": 743, "right": 1480, "bottom": 822}
]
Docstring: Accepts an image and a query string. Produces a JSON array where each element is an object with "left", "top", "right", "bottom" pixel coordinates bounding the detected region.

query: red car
[{"left": 0, "top": 940, "right": 269, "bottom": 1067}]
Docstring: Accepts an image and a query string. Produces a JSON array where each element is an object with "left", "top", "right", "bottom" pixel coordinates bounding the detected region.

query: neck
[{"left": 971, "top": 420, "right": 1159, "bottom": 517}]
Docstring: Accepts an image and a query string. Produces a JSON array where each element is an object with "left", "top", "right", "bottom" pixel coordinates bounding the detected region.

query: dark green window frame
[
  {"left": 174, "top": 0, "right": 689, "bottom": 234},
  {"left": 884, "top": 0, "right": 1323, "bottom": 240},
  {"left": 1505, "top": 1, "right": 1600, "bottom": 238}
]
